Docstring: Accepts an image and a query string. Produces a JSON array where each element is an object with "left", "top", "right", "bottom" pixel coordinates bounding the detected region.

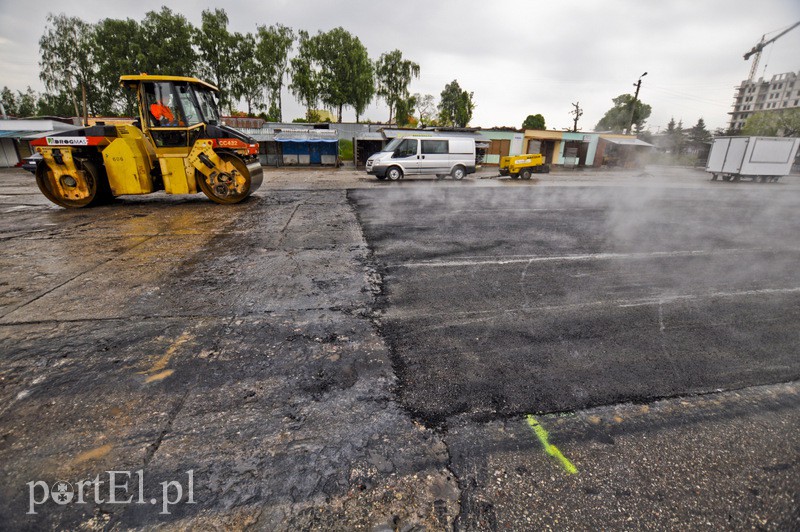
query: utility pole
[
  {"left": 570, "top": 102, "right": 583, "bottom": 132},
  {"left": 627, "top": 72, "right": 647, "bottom": 135}
]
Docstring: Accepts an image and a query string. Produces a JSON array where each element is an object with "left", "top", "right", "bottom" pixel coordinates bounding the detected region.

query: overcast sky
[{"left": 1, "top": 0, "right": 799, "bottom": 132}]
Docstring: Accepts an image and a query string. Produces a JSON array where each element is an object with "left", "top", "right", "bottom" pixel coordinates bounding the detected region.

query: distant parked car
[{"left": 21, "top": 153, "right": 42, "bottom": 174}]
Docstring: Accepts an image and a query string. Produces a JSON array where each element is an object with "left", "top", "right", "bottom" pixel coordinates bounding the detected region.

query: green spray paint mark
[{"left": 526, "top": 415, "right": 578, "bottom": 475}]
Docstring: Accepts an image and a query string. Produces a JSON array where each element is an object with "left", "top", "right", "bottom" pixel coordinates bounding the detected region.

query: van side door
[
  {"left": 391, "top": 138, "right": 420, "bottom": 174},
  {"left": 420, "top": 139, "right": 450, "bottom": 175}
]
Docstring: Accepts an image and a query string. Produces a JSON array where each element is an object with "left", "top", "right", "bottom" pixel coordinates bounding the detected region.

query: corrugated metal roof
[
  {"left": 381, "top": 129, "right": 436, "bottom": 139},
  {"left": 275, "top": 138, "right": 338, "bottom": 143},
  {"left": 238, "top": 127, "right": 342, "bottom": 142},
  {"left": 603, "top": 138, "right": 654, "bottom": 147},
  {"left": 354, "top": 132, "right": 384, "bottom": 141},
  {"left": 22, "top": 128, "right": 82, "bottom": 139},
  {"left": 274, "top": 129, "right": 338, "bottom": 142},
  {"left": 0, "top": 130, "right": 47, "bottom": 138},
  {"left": 249, "top": 132, "right": 276, "bottom": 142},
  {"left": 381, "top": 128, "right": 491, "bottom": 140}
]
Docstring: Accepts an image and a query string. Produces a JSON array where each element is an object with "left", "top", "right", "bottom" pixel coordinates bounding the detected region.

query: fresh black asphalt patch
[{"left": 349, "top": 185, "right": 800, "bottom": 422}]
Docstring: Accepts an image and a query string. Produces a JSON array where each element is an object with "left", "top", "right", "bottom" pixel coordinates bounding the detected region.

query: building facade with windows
[{"left": 728, "top": 71, "right": 800, "bottom": 131}]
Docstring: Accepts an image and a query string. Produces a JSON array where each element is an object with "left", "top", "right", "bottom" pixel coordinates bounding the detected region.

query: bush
[{"left": 339, "top": 139, "right": 353, "bottom": 161}]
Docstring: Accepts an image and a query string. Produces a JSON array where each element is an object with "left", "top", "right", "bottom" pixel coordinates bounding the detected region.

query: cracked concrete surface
[{"left": 0, "top": 172, "right": 459, "bottom": 530}]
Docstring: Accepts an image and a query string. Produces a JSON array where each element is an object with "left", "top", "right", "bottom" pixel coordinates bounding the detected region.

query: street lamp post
[{"left": 627, "top": 72, "right": 647, "bottom": 135}]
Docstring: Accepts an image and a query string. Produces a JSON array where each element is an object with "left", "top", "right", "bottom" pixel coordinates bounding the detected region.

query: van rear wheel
[{"left": 451, "top": 165, "right": 466, "bottom": 180}]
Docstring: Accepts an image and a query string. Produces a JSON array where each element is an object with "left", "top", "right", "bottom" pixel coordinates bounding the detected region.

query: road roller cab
[{"left": 30, "top": 74, "right": 263, "bottom": 208}]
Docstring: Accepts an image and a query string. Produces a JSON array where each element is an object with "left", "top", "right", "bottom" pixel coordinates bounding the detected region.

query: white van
[{"left": 365, "top": 136, "right": 477, "bottom": 180}]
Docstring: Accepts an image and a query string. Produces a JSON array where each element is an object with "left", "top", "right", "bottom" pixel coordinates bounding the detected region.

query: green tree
[
  {"left": 289, "top": 30, "right": 320, "bottom": 116},
  {"left": 742, "top": 109, "right": 800, "bottom": 137},
  {"left": 231, "top": 33, "right": 265, "bottom": 116},
  {"left": 395, "top": 94, "right": 418, "bottom": 127},
  {"left": 776, "top": 110, "right": 800, "bottom": 136},
  {"left": 349, "top": 44, "right": 375, "bottom": 123},
  {"left": 39, "top": 13, "right": 96, "bottom": 120},
  {"left": 93, "top": 18, "right": 143, "bottom": 116},
  {"left": 438, "top": 80, "right": 474, "bottom": 127},
  {"left": 664, "top": 117, "right": 686, "bottom": 154},
  {"left": 194, "top": 9, "right": 237, "bottom": 112},
  {"left": 139, "top": 8, "right": 197, "bottom": 78},
  {"left": 0, "top": 86, "right": 40, "bottom": 117},
  {"left": 291, "top": 110, "right": 321, "bottom": 123},
  {"left": 1, "top": 87, "right": 17, "bottom": 116},
  {"left": 313, "top": 27, "right": 373, "bottom": 122},
  {"left": 594, "top": 94, "right": 652, "bottom": 133},
  {"left": 413, "top": 93, "right": 436, "bottom": 125},
  {"left": 16, "top": 87, "right": 39, "bottom": 117},
  {"left": 255, "top": 24, "right": 294, "bottom": 122},
  {"left": 37, "top": 90, "right": 75, "bottom": 117},
  {"left": 522, "top": 114, "right": 545, "bottom": 130},
  {"left": 688, "top": 117, "right": 712, "bottom": 147},
  {"left": 290, "top": 28, "right": 373, "bottom": 123},
  {"left": 742, "top": 112, "right": 779, "bottom": 136},
  {"left": 375, "top": 50, "right": 419, "bottom": 123}
]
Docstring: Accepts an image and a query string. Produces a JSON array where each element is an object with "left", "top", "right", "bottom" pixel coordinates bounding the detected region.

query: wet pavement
[{"left": 0, "top": 166, "right": 798, "bottom": 530}]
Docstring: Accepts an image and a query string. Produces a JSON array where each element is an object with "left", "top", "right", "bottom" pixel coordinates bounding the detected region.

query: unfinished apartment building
[{"left": 728, "top": 71, "right": 800, "bottom": 131}]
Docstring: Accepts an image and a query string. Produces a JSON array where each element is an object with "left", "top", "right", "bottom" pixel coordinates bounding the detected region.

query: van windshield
[{"left": 382, "top": 138, "right": 404, "bottom": 152}]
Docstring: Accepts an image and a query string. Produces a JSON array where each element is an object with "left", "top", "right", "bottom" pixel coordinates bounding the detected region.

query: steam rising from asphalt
[
  {"left": 353, "top": 167, "right": 800, "bottom": 306},
  {"left": 349, "top": 168, "right": 800, "bottom": 419}
]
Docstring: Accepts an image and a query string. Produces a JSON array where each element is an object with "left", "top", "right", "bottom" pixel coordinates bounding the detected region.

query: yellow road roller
[{"left": 31, "top": 74, "right": 263, "bottom": 207}]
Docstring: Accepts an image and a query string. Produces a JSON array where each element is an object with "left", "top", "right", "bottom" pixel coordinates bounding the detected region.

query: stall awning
[{"left": 603, "top": 138, "right": 654, "bottom": 147}]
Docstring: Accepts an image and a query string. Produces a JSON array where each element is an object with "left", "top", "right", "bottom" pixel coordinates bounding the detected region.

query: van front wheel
[
  {"left": 451, "top": 165, "right": 466, "bottom": 180},
  {"left": 386, "top": 166, "right": 403, "bottom": 181}
]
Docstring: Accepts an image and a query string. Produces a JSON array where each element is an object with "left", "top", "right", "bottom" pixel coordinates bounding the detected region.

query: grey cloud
[{"left": 1, "top": 0, "right": 798, "bottom": 129}]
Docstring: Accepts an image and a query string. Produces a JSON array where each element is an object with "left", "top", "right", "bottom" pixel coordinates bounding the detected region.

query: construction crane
[{"left": 744, "top": 21, "right": 800, "bottom": 82}]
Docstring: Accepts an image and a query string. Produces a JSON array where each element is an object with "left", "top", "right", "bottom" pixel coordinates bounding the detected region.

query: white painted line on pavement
[
  {"left": 619, "top": 287, "right": 800, "bottom": 308},
  {"left": 390, "top": 248, "right": 789, "bottom": 270}
]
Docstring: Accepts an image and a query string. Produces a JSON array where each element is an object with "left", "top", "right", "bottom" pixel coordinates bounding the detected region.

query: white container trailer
[{"left": 706, "top": 136, "right": 800, "bottom": 182}]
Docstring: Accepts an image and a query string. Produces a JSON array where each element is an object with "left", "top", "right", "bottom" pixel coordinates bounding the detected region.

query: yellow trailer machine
[{"left": 499, "top": 153, "right": 550, "bottom": 179}]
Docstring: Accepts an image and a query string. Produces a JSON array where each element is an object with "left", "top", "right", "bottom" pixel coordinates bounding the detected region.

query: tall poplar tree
[{"left": 375, "top": 50, "right": 419, "bottom": 124}]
